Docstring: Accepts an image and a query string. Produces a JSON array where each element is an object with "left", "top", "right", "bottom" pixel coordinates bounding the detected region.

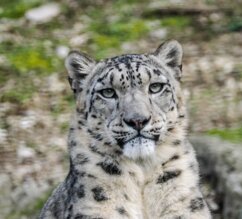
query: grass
[
  {"left": 50, "top": 93, "right": 75, "bottom": 118},
  {"left": 85, "top": 1, "right": 152, "bottom": 59},
  {"left": 6, "top": 188, "right": 53, "bottom": 219},
  {"left": 161, "top": 16, "right": 191, "bottom": 29},
  {"left": 89, "top": 17, "right": 150, "bottom": 59},
  {"left": 5, "top": 44, "right": 62, "bottom": 76},
  {"left": 0, "top": 77, "right": 37, "bottom": 104},
  {"left": 228, "top": 16, "right": 242, "bottom": 32},
  {"left": 60, "top": 121, "right": 70, "bottom": 133},
  {"left": 207, "top": 126, "right": 242, "bottom": 143},
  {"left": 0, "top": 0, "right": 44, "bottom": 19},
  {"left": 0, "top": 42, "right": 63, "bottom": 104}
]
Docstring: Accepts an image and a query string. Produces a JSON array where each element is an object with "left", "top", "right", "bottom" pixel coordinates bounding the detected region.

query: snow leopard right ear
[{"left": 65, "top": 51, "right": 96, "bottom": 93}]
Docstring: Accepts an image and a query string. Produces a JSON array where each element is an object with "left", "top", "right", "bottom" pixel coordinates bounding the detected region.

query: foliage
[
  {"left": 6, "top": 188, "right": 53, "bottom": 219},
  {"left": 4, "top": 44, "right": 62, "bottom": 75},
  {"left": 207, "top": 126, "right": 242, "bottom": 143},
  {"left": 0, "top": 78, "right": 37, "bottom": 104},
  {"left": 227, "top": 16, "right": 242, "bottom": 32},
  {"left": 90, "top": 18, "right": 150, "bottom": 59},
  {"left": 0, "top": 0, "right": 44, "bottom": 19},
  {"left": 161, "top": 16, "right": 191, "bottom": 29}
]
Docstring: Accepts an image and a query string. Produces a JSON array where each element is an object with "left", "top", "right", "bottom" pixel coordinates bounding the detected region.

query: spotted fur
[{"left": 39, "top": 40, "right": 211, "bottom": 219}]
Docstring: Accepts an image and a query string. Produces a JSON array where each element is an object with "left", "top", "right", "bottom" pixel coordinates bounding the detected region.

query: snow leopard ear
[
  {"left": 65, "top": 51, "right": 96, "bottom": 93},
  {"left": 153, "top": 40, "right": 183, "bottom": 80}
]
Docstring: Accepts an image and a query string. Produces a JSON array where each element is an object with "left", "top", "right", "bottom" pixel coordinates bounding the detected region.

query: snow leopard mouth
[
  {"left": 122, "top": 136, "right": 158, "bottom": 159},
  {"left": 116, "top": 134, "right": 159, "bottom": 149}
]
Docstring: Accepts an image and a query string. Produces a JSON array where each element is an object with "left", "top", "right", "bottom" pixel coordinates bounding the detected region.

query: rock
[
  {"left": 25, "top": 3, "right": 60, "bottom": 24},
  {"left": 0, "top": 55, "right": 8, "bottom": 65},
  {"left": 17, "top": 142, "right": 36, "bottom": 163},
  {"left": 46, "top": 74, "right": 66, "bottom": 93},
  {"left": 0, "top": 174, "right": 12, "bottom": 218},
  {"left": 56, "top": 46, "right": 69, "bottom": 59},
  {"left": 19, "top": 111, "right": 37, "bottom": 129},
  {"left": 0, "top": 129, "right": 7, "bottom": 144},
  {"left": 149, "top": 28, "right": 167, "bottom": 39},
  {"left": 121, "top": 42, "right": 137, "bottom": 53},
  {"left": 70, "top": 34, "right": 89, "bottom": 47},
  {"left": 190, "top": 136, "right": 242, "bottom": 219}
]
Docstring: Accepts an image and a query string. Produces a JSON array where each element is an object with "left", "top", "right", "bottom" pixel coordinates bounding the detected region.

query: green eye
[
  {"left": 100, "top": 88, "right": 116, "bottom": 98},
  {"left": 149, "top": 83, "right": 165, "bottom": 94}
]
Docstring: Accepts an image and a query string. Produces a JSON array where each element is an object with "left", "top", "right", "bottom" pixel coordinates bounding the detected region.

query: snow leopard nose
[{"left": 123, "top": 116, "right": 151, "bottom": 131}]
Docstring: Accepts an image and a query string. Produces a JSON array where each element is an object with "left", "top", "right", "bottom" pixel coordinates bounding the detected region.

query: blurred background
[{"left": 0, "top": 0, "right": 241, "bottom": 218}]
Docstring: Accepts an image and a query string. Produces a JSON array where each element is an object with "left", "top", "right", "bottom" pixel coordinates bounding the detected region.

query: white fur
[{"left": 123, "top": 137, "right": 155, "bottom": 160}]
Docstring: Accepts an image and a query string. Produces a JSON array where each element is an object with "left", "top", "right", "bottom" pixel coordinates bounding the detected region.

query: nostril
[
  {"left": 123, "top": 116, "right": 151, "bottom": 131},
  {"left": 142, "top": 116, "right": 151, "bottom": 126}
]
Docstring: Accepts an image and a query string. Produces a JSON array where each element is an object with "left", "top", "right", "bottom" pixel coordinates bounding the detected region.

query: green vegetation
[
  {"left": 5, "top": 44, "right": 62, "bottom": 75},
  {"left": 0, "top": 77, "right": 37, "bottom": 104},
  {"left": 60, "top": 121, "right": 70, "bottom": 133},
  {"left": 161, "top": 16, "right": 191, "bottom": 29},
  {"left": 228, "top": 16, "right": 242, "bottom": 32},
  {"left": 50, "top": 94, "right": 75, "bottom": 118},
  {"left": 0, "top": 0, "right": 44, "bottom": 19},
  {"left": 89, "top": 17, "right": 150, "bottom": 59},
  {"left": 207, "top": 126, "right": 242, "bottom": 143},
  {"left": 0, "top": 42, "right": 63, "bottom": 104},
  {"left": 6, "top": 188, "right": 53, "bottom": 219}
]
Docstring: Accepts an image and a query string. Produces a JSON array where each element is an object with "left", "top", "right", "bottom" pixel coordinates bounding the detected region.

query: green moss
[
  {"left": 60, "top": 122, "right": 69, "bottom": 133},
  {"left": 6, "top": 45, "right": 62, "bottom": 75},
  {"left": 0, "top": 67, "right": 12, "bottom": 86},
  {"left": 227, "top": 16, "right": 242, "bottom": 32},
  {"left": 161, "top": 16, "right": 191, "bottom": 29},
  {"left": 50, "top": 103, "right": 66, "bottom": 117},
  {"left": 0, "top": 0, "right": 44, "bottom": 19},
  {"left": 63, "top": 93, "right": 75, "bottom": 106},
  {"left": 207, "top": 126, "right": 242, "bottom": 143},
  {"left": 89, "top": 18, "right": 150, "bottom": 59},
  {"left": 115, "top": 0, "right": 147, "bottom": 4},
  {"left": 0, "top": 78, "right": 37, "bottom": 104},
  {"left": 50, "top": 94, "right": 75, "bottom": 118},
  {"left": 92, "top": 19, "right": 149, "bottom": 42}
]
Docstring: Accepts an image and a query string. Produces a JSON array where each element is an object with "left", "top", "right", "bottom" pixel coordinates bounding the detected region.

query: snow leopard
[{"left": 39, "top": 40, "right": 211, "bottom": 219}]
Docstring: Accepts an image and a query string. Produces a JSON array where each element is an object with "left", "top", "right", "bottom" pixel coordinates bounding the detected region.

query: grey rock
[
  {"left": 56, "top": 46, "right": 69, "bottom": 59},
  {"left": 149, "top": 28, "right": 167, "bottom": 39},
  {"left": 190, "top": 136, "right": 242, "bottom": 219},
  {"left": 25, "top": 3, "right": 60, "bottom": 24}
]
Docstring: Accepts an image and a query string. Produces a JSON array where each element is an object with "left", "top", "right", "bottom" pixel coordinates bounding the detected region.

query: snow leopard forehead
[
  {"left": 65, "top": 40, "right": 182, "bottom": 94},
  {"left": 88, "top": 53, "right": 174, "bottom": 91}
]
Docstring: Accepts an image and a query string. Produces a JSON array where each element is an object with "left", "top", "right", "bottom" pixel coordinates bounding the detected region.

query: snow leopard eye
[
  {"left": 99, "top": 88, "right": 116, "bottom": 99},
  {"left": 149, "top": 83, "right": 165, "bottom": 94}
]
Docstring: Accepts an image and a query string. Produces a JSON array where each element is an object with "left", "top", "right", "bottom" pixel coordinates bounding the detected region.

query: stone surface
[
  {"left": 56, "top": 46, "right": 70, "bottom": 59},
  {"left": 25, "top": 3, "right": 60, "bottom": 23},
  {"left": 190, "top": 136, "right": 242, "bottom": 219}
]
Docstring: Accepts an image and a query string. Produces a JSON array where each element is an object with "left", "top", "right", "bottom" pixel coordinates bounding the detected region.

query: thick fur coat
[{"left": 39, "top": 40, "right": 211, "bottom": 219}]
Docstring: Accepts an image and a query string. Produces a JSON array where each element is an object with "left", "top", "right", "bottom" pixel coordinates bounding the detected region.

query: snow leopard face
[{"left": 65, "top": 40, "right": 183, "bottom": 160}]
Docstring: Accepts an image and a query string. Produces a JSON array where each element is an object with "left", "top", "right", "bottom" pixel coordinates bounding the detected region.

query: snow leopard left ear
[
  {"left": 65, "top": 51, "right": 96, "bottom": 94},
  {"left": 153, "top": 40, "right": 183, "bottom": 80}
]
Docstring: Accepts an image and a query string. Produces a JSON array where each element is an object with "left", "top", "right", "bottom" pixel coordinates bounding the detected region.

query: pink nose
[{"left": 123, "top": 116, "right": 150, "bottom": 131}]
